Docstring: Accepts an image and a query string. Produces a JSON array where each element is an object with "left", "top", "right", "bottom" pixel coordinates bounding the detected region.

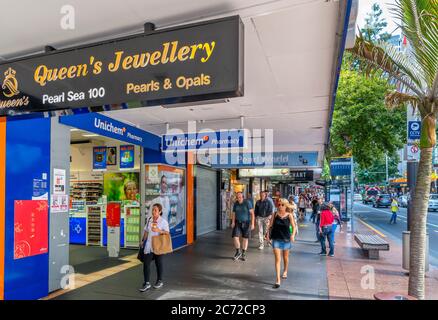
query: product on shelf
[
  {"left": 124, "top": 206, "right": 141, "bottom": 247},
  {"left": 70, "top": 182, "right": 103, "bottom": 204},
  {"left": 87, "top": 205, "right": 102, "bottom": 246}
]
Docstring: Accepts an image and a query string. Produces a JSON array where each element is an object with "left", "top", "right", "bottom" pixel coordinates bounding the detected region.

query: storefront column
[
  {"left": 186, "top": 152, "right": 195, "bottom": 245},
  {"left": 0, "top": 117, "right": 6, "bottom": 300}
]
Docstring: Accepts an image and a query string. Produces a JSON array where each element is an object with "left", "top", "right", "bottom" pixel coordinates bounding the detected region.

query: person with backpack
[
  {"left": 255, "top": 191, "right": 274, "bottom": 250},
  {"left": 389, "top": 197, "right": 399, "bottom": 224},
  {"left": 266, "top": 198, "right": 297, "bottom": 289},
  {"left": 231, "top": 192, "right": 255, "bottom": 261},
  {"left": 318, "top": 202, "right": 335, "bottom": 257}
]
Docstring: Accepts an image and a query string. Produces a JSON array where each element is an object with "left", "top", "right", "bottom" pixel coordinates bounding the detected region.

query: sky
[{"left": 357, "top": 0, "right": 400, "bottom": 35}]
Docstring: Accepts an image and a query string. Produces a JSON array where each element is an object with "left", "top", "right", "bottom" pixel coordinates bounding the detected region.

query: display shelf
[
  {"left": 124, "top": 205, "right": 141, "bottom": 248},
  {"left": 86, "top": 205, "right": 103, "bottom": 246},
  {"left": 70, "top": 182, "right": 103, "bottom": 204}
]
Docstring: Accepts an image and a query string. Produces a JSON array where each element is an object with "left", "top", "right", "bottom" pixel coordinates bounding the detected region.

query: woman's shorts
[{"left": 272, "top": 240, "right": 292, "bottom": 250}]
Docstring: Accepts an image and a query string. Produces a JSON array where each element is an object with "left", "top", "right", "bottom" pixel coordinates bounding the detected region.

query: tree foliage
[
  {"left": 355, "top": 153, "right": 401, "bottom": 184},
  {"left": 361, "top": 3, "right": 392, "bottom": 42},
  {"left": 329, "top": 63, "right": 406, "bottom": 169}
]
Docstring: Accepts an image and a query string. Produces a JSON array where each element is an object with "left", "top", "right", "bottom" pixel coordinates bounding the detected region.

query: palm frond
[
  {"left": 385, "top": 91, "right": 422, "bottom": 112},
  {"left": 348, "top": 33, "right": 424, "bottom": 97},
  {"left": 389, "top": 0, "right": 438, "bottom": 91}
]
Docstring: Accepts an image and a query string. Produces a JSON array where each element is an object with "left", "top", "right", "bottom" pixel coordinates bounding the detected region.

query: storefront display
[
  {"left": 86, "top": 205, "right": 103, "bottom": 246},
  {"left": 145, "top": 165, "right": 186, "bottom": 238},
  {"left": 104, "top": 172, "right": 140, "bottom": 203},
  {"left": 124, "top": 206, "right": 141, "bottom": 247}
]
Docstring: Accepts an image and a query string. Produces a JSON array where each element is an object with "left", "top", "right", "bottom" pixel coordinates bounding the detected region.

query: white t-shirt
[{"left": 143, "top": 216, "right": 170, "bottom": 254}]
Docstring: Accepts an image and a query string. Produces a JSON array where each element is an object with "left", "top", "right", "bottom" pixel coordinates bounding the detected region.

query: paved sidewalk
[
  {"left": 50, "top": 224, "right": 328, "bottom": 300},
  {"left": 327, "top": 218, "right": 438, "bottom": 300}
]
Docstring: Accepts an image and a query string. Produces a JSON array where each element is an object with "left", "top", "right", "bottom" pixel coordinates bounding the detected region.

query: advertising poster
[
  {"left": 14, "top": 200, "right": 49, "bottom": 259},
  {"left": 93, "top": 147, "right": 107, "bottom": 170},
  {"left": 106, "top": 146, "right": 117, "bottom": 166},
  {"left": 120, "top": 145, "right": 135, "bottom": 169},
  {"left": 106, "top": 202, "right": 121, "bottom": 227},
  {"left": 145, "top": 165, "right": 186, "bottom": 238},
  {"left": 103, "top": 172, "right": 140, "bottom": 203},
  {"left": 51, "top": 195, "right": 69, "bottom": 213},
  {"left": 53, "top": 168, "right": 66, "bottom": 195},
  {"left": 32, "top": 178, "right": 48, "bottom": 200}
]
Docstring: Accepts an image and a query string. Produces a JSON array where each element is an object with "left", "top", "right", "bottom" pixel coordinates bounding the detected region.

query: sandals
[{"left": 281, "top": 274, "right": 288, "bottom": 279}]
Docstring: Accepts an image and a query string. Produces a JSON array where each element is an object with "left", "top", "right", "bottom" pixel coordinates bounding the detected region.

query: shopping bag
[{"left": 152, "top": 233, "right": 173, "bottom": 255}]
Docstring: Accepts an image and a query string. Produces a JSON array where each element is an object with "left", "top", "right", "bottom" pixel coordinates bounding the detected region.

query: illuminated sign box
[{"left": 0, "top": 16, "right": 244, "bottom": 116}]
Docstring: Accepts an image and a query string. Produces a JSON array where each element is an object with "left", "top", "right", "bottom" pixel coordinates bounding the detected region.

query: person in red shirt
[{"left": 318, "top": 203, "right": 335, "bottom": 257}]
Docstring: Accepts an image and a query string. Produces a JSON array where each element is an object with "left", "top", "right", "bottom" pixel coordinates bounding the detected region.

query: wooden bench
[{"left": 354, "top": 234, "right": 390, "bottom": 259}]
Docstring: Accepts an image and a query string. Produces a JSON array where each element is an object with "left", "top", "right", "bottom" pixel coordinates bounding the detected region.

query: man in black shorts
[{"left": 232, "top": 192, "right": 255, "bottom": 261}]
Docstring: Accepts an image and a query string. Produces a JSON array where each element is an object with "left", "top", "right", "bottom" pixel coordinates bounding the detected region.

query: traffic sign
[
  {"left": 408, "top": 121, "right": 421, "bottom": 140},
  {"left": 407, "top": 143, "right": 420, "bottom": 161}
]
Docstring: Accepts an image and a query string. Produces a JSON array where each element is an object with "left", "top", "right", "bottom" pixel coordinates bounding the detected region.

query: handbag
[
  {"left": 137, "top": 245, "right": 144, "bottom": 262},
  {"left": 152, "top": 233, "right": 173, "bottom": 255}
]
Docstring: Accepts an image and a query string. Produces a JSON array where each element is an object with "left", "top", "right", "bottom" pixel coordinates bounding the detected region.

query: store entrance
[{"left": 67, "top": 128, "right": 142, "bottom": 273}]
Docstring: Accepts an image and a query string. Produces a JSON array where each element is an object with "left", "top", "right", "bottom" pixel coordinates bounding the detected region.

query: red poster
[
  {"left": 106, "top": 202, "right": 121, "bottom": 227},
  {"left": 14, "top": 200, "right": 49, "bottom": 259}
]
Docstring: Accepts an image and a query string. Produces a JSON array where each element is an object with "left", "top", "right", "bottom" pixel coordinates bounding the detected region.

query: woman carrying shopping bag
[{"left": 139, "top": 203, "right": 171, "bottom": 292}]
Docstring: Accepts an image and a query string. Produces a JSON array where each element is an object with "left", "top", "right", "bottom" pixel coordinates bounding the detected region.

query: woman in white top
[{"left": 139, "top": 203, "right": 170, "bottom": 292}]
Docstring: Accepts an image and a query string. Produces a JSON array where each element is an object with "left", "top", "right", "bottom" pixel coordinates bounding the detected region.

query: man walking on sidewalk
[
  {"left": 255, "top": 191, "right": 274, "bottom": 250},
  {"left": 389, "top": 197, "right": 399, "bottom": 224},
  {"left": 231, "top": 192, "right": 255, "bottom": 261}
]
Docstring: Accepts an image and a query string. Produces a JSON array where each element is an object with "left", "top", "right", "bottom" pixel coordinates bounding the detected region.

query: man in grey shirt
[{"left": 232, "top": 192, "right": 255, "bottom": 261}]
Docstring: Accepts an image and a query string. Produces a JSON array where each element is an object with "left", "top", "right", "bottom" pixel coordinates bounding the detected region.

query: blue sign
[
  {"left": 211, "top": 151, "right": 319, "bottom": 168},
  {"left": 408, "top": 121, "right": 421, "bottom": 140},
  {"left": 93, "top": 146, "right": 107, "bottom": 170},
  {"left": 162, "top": 129, "right": 245, "bottom": 152},
  {"left": 59, "top": 113, "right": 160, "bottom": 150},
  {"left": 120, "top": 145, "right": 135, "bottom": 169},
  {"left": 330, "top": 158, "right": 352, "bottom": 176}
]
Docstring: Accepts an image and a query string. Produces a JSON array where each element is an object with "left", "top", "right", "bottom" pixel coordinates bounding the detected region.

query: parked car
[
  {"left": 398, "top": 195, "right": 409, "bottom": 208},
  {"left": 354, "top": 193, "right": 362, "bottom": 201},
  {"left": 428, "top": 194, "right": 438, "bottom": 211},
  {"left": 372, "top": 194, "right": 391, "bottom": 208}
]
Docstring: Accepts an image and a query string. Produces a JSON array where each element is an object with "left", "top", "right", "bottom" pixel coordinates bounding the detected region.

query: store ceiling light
[
  {"left": 82, "top": 134, "right": 100, "bottom": 137},
  {"left": 70, "top": 128, "right": 80, "bottom": 131}
]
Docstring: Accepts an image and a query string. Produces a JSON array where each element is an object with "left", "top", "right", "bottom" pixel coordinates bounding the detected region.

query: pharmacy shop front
[{"left": 0, "top": 15, "right": 243, "bottom": 300}]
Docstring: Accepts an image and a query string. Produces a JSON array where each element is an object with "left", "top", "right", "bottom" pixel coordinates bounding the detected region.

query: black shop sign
[
  {"left": 0, "top": 16, "right": 244, "bottom": 116},
  {"left": 289, "top": 170, "right": 314, "bottom": 182}
]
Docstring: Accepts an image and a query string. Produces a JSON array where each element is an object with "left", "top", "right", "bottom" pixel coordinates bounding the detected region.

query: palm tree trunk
[{"left": 408, "top": 146, "right": 432, "bottom": 299}]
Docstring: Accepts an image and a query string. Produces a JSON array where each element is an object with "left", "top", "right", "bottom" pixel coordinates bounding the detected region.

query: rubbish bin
[{"left": 402, "top": 231, "right": 429, "bottom": 272}]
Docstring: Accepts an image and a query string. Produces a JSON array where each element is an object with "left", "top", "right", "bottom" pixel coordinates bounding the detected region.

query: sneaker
[
  {"left": 319, "top": 252, "right": 327, "bottom": 256},
  {"left": 153, "top": 280, "right": 163, "bottom": 289},
  {"left": 139, "top": 282, "right": 151, "bottom": 292},
  {"left": 258, "top": 244, "right": 264, "bottom": 250},
  {"left": 240, "top": 251, "right": 247, "bottom": 261},
  {"left": 328, "top": 253, "right": 334, "bottom": 257},
  {"left": 233, "top": 250, "right": 242, "bottom": 261}
]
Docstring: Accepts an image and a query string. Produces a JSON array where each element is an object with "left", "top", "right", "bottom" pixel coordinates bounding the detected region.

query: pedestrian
[
  {"left": 139, "top": 203, "right": 170, "bottom": 292},
  {"left": 329, "top": 202, "right": 342, "bottom": 244},
  {"left": 311, "top": 196, "right": 320, "bottom": 224},
  {"left": 231, "top": 192, "right": 255, "bottom": 261},
  {"left": 318, "top": 203, "right": 335, "bottom": 257},
  {"left": 288, "top": 196, "right": 299, "bottom": 236},
  {"left": 266, "top": 198, "right": 297, "bottom": 289},
  {"left": 298, "top": 194, "right": 306, "bottom": 222},
  {"left": 255, "top": 191, "right": 274, "bottom": 250},
  {"left": 389, "top": 197, "right": 399, "bottom": 224},
  {"left": 267, "top": 192, "right": 276, "bottom": 213}
]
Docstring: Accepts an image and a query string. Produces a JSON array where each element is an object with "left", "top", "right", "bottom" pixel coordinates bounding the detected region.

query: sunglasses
[{"left": 279, "top": 203, "right": 286, "bottom": 207}]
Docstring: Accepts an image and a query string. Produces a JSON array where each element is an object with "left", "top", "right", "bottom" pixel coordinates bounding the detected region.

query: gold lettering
[
  {"left": 58, "top": 67, "right": 67, "bottom": 80},
  {"left": 177, "top": 46, "right": 190, "bottom": 62},
  {"left": 34, "top": 65, "right": 48, "bottom": 86},
  {"left": 67, "top": 65, "right": 77, "bottom": 78},
  {"left": 201, "top": 42, "right": 216, "bottom": 63},
  {"left": 190, "top": 44, "right": 203, "bottom": 59},
  {"left": 108, "top": 51, "right": 123, "bottom": 72},
  {"left": 150, "top": 51, "right": 161, "bottom": 65},
  {"left": 122, "top": 55, "right": 133, "bottom": 70},
  {"left": 161, "top": 42, "right": 170, "bottom": 64},
  {"left": 169, "top": 41, "right": 179, "bottom": 63}
]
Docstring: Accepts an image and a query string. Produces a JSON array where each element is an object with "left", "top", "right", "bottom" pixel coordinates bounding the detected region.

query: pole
[
  {"left": 386, "top": 153, "right": 389, "bottom": 187},
  {"left": 351, "top": 156, "right": 354, "bottom": 233},
  {"left": 407, "top": 161, "right": 418, "bottom": 231}
]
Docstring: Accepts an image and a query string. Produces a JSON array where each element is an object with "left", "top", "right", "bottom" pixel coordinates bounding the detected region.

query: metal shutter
[{"left": 196, "top": 166, "right": 217, "bottom": 236}]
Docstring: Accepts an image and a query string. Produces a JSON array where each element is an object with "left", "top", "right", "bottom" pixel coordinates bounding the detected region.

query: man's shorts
[{"left": 232, "top": 221, "right": 251, "bottom": 239}]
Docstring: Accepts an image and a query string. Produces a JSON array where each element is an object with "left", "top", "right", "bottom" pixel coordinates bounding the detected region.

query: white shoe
[{"left": 258, "top": 244, "right": 264, "bottom": 250}]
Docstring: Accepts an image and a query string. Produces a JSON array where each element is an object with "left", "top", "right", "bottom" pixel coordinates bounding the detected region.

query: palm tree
[{"left": 348, "top": 0, "right": 437, "bottom": 299}]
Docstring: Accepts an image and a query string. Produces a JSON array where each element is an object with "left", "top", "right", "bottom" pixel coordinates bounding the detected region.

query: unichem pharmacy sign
[
  {"left": 162, "top": 129, "right": 245, "bottom": 152},
  {"left": 60, "top": 113, "right": 160, "bottom": 150}
]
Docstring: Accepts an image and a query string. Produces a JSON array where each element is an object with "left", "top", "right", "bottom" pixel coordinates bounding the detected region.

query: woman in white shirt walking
[{"left": 139, "top": 203, "right": 170, "bottom": 292}]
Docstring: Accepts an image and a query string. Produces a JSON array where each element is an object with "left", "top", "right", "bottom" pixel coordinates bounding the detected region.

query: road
[{"left": 353, "top": 202, "right": 438, "bottom": 267}]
